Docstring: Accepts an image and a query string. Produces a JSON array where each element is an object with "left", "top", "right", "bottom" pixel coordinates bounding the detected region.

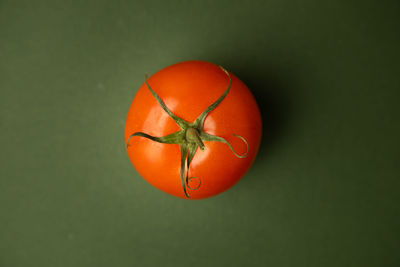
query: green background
[{"left": 1, "top": 0, "right": 399, "bottom": 266}]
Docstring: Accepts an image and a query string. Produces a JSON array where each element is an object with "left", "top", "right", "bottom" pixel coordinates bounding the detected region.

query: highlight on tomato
[{"left": 125, "top": 60, "right": 262, "bottom": 199}]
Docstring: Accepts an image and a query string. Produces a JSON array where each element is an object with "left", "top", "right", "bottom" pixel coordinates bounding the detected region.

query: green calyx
[{"left": 126, "top": 66, "right": 249, "bottom": 198}]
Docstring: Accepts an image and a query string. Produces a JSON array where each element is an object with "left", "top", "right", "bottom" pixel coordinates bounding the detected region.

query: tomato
[{"left": 125, "top": 60, "right": 262, "bottom": 199}]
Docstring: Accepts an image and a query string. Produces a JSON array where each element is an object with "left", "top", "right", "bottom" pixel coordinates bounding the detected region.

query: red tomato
[{"left": 125, "top": 60, "right": 262, "bottom": 199}]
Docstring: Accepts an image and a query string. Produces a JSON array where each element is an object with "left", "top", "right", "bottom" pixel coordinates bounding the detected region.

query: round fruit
[{"left": 125, "top": 60, "right": 262, "bottom": 199}]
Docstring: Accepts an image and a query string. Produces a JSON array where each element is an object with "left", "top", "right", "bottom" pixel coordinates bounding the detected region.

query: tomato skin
[{"left": 125, "top": 60, "right": 262, "bottom": 199}]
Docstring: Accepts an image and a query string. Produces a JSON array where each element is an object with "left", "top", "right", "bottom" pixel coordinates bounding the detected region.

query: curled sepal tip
[
  {"left": 185, "top": 143, "right": 202, "bottom": 192},
  {"left": 187, "top": 176, "right": 201, "bottom": 190},
  {"left": 200, "top": 132, "right": 249, "bottom": 158}
]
